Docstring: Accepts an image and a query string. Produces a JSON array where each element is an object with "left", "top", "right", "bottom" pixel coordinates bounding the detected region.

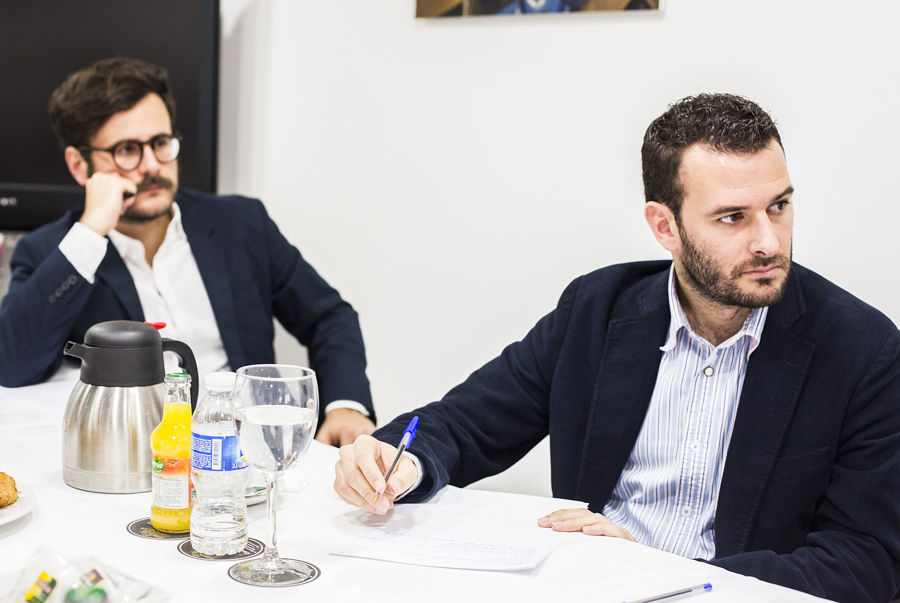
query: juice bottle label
[
  {"left": 151, "top": 456, "right": 191, "bottom": 509},
  {"left": 191, "top": 433, "right": 248, "bottom": 471}
]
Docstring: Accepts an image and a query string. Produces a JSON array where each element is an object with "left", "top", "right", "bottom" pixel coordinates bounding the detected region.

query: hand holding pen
[
  {"left": 333, "top": 416, "right": 420, "bottom": 515},
  {"left": 374, "top": 416, "right": 418, "bottom": 502}
]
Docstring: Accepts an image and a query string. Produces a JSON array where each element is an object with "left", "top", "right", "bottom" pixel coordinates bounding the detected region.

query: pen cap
[{"left": 404, "top": 416, "right": 419, "bottom": 443}]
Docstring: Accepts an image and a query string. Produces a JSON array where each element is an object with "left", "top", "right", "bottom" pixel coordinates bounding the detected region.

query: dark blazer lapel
[
  {"left": 178, "top": 196, "right": 242, "bottom": 363},
  {"left": 714, "top": 269, "right": 813, "bottom": 556},
  {"left": 95, "top": 245, "right": 143, "bottom": 319},
  {"left": 576, "top": 271, "right": 670, "bottom": 506}
]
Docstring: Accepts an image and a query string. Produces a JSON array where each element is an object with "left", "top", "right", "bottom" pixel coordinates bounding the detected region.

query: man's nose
[
  {"left": 135, "top": 142, "right": 162, "bottom": 174},
  {"left": 750, "top": 215, "right": 780, "bottom": 257}
]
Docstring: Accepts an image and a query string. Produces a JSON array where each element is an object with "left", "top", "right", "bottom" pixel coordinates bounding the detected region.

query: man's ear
[
  {"left": 64, "top": 146, "right": 89, "bottom": 186},
  {"left": 644, "top": 201, "right": 680, "bottom": 253}
]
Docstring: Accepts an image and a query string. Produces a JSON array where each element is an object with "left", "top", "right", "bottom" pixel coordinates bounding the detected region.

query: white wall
[{"left": 218, "top": 0, "right": 900, "bottom": 497}]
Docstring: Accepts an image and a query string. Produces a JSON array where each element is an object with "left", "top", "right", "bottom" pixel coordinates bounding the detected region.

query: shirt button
[
  {"left": 681, "top": 506, "right": 692, "bottom": 518},
  {"left": 703, "top": 366, "right": 714, "bottom": 377}
]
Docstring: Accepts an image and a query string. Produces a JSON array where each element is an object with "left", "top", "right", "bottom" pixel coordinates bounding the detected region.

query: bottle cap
[
  {"left": 164, "top": 372, "right": 192, "bottom": 387},
  {"left": 205, "top": 371, "right": 236, "bottom": 391}
]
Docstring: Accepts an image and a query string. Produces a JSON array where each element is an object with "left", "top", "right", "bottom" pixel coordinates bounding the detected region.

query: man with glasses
[{"left": 0, "top": 57, "right": 376, "bottom": 446}]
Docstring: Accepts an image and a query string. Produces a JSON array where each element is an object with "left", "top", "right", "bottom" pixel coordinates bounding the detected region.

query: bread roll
[{"left": 0, "top": 472, "right": 18, "bottom": 507}]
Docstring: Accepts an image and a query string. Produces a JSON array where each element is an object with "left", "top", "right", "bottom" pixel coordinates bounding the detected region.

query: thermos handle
[
  {"left": 63, "top": 340, "right": 86, "bottom": 360},
  {"left": 161, "top": 339, "right": 200, "bottom": 411}
]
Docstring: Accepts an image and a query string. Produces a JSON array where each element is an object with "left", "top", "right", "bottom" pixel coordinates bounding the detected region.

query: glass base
[{"left": 227, "top": 557, "right": 320, "bottom": 587}]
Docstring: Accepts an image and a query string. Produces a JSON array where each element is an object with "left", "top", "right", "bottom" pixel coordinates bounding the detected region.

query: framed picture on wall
[{"left": 417, "top": 0, "right": 659, "bottom": 18}]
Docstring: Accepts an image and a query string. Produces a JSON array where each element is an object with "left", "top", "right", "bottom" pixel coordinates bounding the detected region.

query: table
[{"left": 0, "top": 368, "right": 828, "bottom": 602}]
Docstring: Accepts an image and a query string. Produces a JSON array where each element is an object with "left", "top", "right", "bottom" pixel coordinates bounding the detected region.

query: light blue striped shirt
[{"left": 601, "top": 267, "right": 768, "bottom": 560}]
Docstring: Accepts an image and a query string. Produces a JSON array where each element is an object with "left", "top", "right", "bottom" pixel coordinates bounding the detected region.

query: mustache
[
  {"left": 136, "top": 175, "right": 175, "bottom": 193},
  {"left": 733, "top": 254, "right": 790, "bottom": 276}
]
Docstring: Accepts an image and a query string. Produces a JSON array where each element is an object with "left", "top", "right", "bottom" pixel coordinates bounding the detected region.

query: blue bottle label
[{"left": 191, "top": 433, "right": 248, "bottom": 471}]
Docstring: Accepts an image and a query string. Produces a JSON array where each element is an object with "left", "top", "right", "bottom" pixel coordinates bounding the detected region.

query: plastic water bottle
[{"left": 190, "top": 371, "right": 249, "bottom": 556}]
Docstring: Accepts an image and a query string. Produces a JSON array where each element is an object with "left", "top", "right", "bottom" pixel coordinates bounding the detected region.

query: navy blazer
[
  {"left": 374, "top": 261, "right": 900, "bottom": 602},
  {"left": 0, "top": 189, "right": 374, "bottom": 423}
]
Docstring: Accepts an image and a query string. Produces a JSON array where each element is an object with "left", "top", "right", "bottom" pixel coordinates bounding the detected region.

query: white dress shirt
[
  {"left": 63, "top": 203, "right": 228, "bottom": 384},
  {"left": 58, "top": 205, "right": 367, "bottom": 416},
  {"left": 601, "top": 267, "right": 767, "bottom": 559}
]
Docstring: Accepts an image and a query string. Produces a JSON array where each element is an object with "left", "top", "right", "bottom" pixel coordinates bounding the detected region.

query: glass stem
[{"left": 263, "top": 475, "right": 281, "bottom": 567}]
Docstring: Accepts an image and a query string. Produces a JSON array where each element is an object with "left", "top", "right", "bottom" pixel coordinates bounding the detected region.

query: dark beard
[{"left": 679, "top": 231, "right": 791, "bottom": 308}]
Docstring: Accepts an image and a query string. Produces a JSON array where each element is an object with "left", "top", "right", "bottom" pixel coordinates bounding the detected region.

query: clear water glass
[{"left": 228, "top": 364, "right": 319, "bottom": 587}]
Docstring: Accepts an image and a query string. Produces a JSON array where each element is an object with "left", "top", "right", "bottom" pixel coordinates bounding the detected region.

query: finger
[
  {"left": 338, "top": 436, "right": 388, "bottom": 505},
  {"left": 583, "top": 521, "right": 636, "bottom": 541},
  {"left": 338, "top": 419, "right": 375, "bottom": 447},
  {"left": 314, "top": 422, "right": 338, "bottom": 446},
  {"left": 550, "top": 511, "right": 603, "bottom": 532},
  {"left": 384, "top": 456, "right": 418, "bottom": 497},
  {"left": 333, "top": 453, "right": 390, "bottom": 514},
  {"left": 360, "top": 438, "right": 392, "bottom": 493},
  {"left": 336, "top": 424, "right": 364, "bottom": 447},
  {"left": 537, "top": 507, "right": 595, "bottom": 528},
  {"left": 550, "top": 515, "right": 603, "bottom": 532},
  {"left": 120, "top": 192, "right": 137, "bottom": 214},
  {"left": 333, "top": 459, "right": 379, "bottom": 511}
]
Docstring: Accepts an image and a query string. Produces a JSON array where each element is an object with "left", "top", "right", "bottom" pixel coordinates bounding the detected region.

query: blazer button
[
  {"left": 48, "top": 293, "right": 57, "bottom": 304},
  {"left": 67, "top": 274, "right": 78, "bottom": 285}
]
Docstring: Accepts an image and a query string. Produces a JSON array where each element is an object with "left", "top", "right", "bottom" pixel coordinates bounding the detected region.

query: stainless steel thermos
[{"left": 62, "top": 320, "right": 198, "bottom": 493}]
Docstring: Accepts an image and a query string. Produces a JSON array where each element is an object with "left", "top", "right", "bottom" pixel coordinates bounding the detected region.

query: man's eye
[
  {"left": 116, "top": 142, "right": 141, "bottom": 156},
  {"left": 770, "top": 200, "right": 789, "bottom": 212},
  {"left": 719, "top": 213, "right": 741, "bottom": 224},
  {"left": 152, "top": 136, "right": 171, "bottom": 151}
]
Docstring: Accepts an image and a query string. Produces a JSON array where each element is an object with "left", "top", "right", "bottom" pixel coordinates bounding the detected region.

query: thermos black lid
[
  {"left": 83, "top": 320, "right": 161, "bottom": 350},
  {"left": 64, "top": 320, "right": 200, "bottom": 408}
]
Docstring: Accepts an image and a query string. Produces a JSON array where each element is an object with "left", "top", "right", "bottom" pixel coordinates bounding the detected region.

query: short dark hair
[
  {"left": 641, "top": 93, "right": 782, "bottom": 218},
  {"left": 48, "top": 57, "right": 176, "bottom": 150}
]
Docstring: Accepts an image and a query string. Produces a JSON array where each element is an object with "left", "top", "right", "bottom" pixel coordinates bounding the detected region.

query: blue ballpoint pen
[
  {"left": 373, "top": 416, "right": 419, "bottom": 503},
  {"left": 622, "top": 582, "right": 712, "bottom": 603}
]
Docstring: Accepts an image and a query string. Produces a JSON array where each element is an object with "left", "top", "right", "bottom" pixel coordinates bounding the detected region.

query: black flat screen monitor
[{"left": 0, "top": 0, "right": 219, "bottom": 231}]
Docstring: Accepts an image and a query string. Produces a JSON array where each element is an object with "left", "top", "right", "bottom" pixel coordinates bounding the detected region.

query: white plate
[
  {"left": 245, "top": 486, "right": 266, "bottom": 506},
  {"left": 0, "top": 484, "right": 36, "bottom": 526}
]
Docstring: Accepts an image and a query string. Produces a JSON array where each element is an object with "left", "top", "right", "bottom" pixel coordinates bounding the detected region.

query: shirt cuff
[
  {"left": 58, "top": 222, "right": 108, "bottom": 284},
  {"left": 394, "top": 451, "right": 424, "bottom": 500},
  {"left": 323, "top": 399, "right": 370, "bottom": 417}
]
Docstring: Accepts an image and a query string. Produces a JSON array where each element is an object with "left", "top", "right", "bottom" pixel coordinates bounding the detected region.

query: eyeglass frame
[{"left": 78, "top": 133, "right": 183, "bottom": 172}]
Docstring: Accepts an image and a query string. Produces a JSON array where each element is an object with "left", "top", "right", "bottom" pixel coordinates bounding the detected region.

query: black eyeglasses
[{"left": 80, "top": 134, "right": 182, "bottom": 171}]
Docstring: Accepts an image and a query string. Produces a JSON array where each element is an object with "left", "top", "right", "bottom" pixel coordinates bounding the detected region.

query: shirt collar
[
  {"left": 107, "top": 202, "right": 185, "bottom": 264},
  {"left": 660, "top": 265, "right": 768, "bottom": 355}
]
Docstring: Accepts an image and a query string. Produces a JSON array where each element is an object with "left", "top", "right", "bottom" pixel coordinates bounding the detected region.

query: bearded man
[
  {"left": 0, "top": 57, "right": 376, "bottom": 446},
  {"left": 333, "top": 93, "right": 900, "bottom": 602}
]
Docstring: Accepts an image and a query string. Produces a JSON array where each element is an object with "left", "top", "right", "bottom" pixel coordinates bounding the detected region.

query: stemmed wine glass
[{"left": 229, "top": 364, "right": 319, "bottom": 586}]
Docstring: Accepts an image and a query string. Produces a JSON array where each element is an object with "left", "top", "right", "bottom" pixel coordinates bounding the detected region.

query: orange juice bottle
[{"left": 150, "top": 372, "right": 193, "bottom": 532}]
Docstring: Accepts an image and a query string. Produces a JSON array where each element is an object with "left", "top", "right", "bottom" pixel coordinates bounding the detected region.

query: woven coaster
[
  {"left": 227, "top": 559, "right": 321, "bottom": 587},
  {"left": 126, "top": 518, "right": 189, "bottom": 540},
  {"left": 177, "top": 537, "right": 264, "bottom": 561}
]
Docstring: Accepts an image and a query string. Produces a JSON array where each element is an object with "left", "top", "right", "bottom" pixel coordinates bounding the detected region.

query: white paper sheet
[{"left": 330, "top": 486, "right": 586, "bottom": 571}]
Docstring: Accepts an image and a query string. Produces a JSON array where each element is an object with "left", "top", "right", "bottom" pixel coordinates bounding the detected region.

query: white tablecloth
[{"left": 0, "top": 368, "right": 829, "bottom": 602}]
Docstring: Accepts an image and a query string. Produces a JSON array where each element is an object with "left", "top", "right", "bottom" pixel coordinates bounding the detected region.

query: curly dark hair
[
  {"left": 641, "top": 93, "right": 782, "bottom": 218},
  {"left": 48, "top": 56, "right": 176, "bottom": 150}
]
